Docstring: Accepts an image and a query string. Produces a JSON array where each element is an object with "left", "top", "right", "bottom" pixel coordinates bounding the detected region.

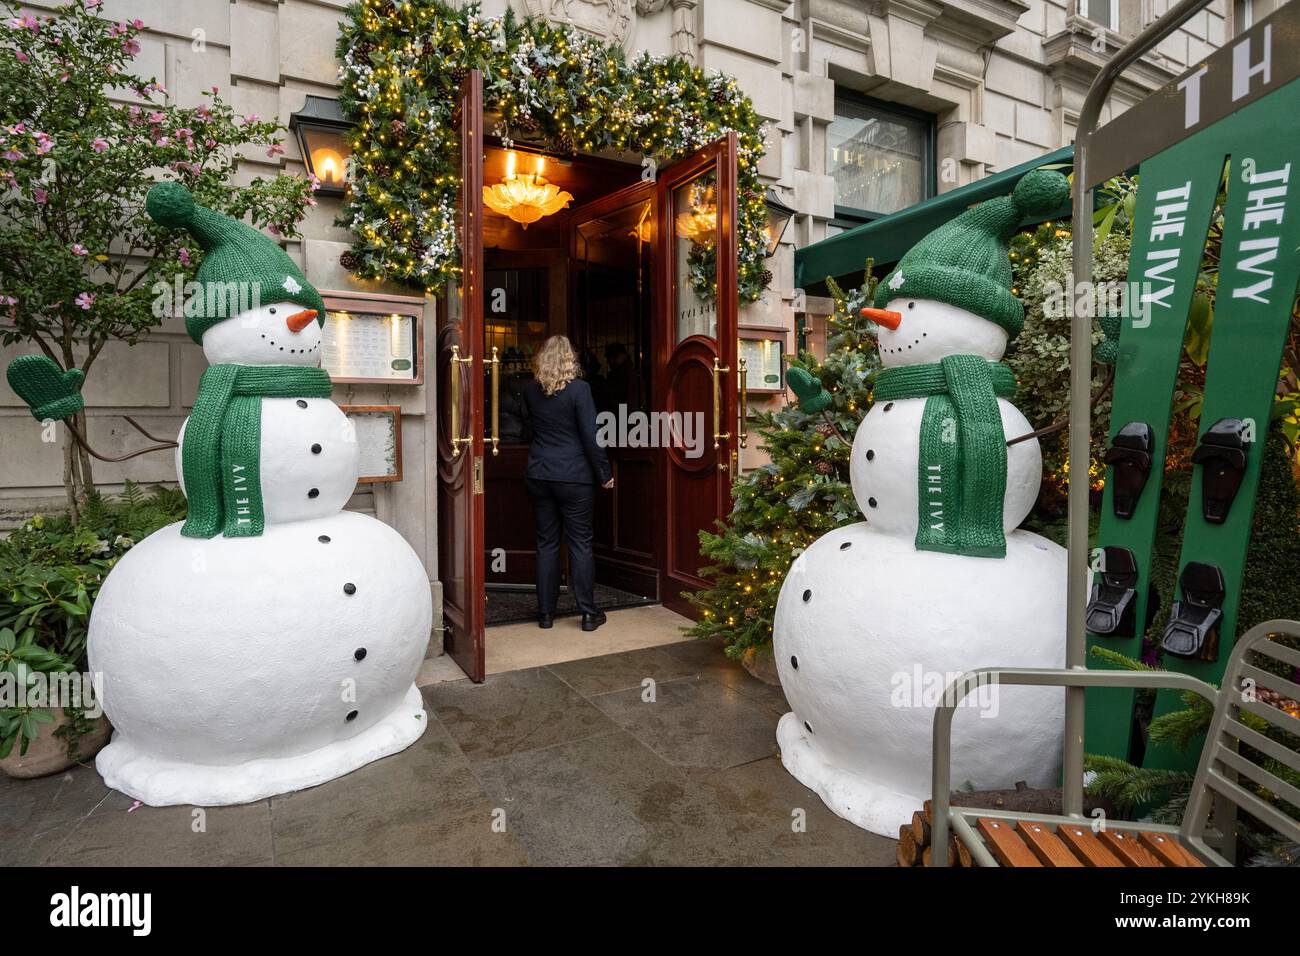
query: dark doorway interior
[{"left": 480, "top": 146, "right": 657, "bottom": 620}]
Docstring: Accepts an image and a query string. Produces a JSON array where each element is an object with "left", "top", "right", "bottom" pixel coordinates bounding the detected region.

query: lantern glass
[
  {"left": 763, "top": 189, "right": 795, "bottom": 257},
  {"left": 295, "top": 125, "right": 351, "bottom": 196}
]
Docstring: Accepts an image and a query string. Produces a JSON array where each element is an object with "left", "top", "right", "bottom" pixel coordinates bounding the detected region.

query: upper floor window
[
  {"left": 1235, "top": 0, "right": 1255, "bottom": 32},
  {"left": 827, "top": 93, "right": 934, "bottom": 222},
  {"left": 1079, "top": 0, "right": 1119, "bottom": 30}
]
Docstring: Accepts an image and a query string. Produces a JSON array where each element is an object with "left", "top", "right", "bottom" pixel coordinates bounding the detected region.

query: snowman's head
[
  {"left": 866, "top": 298, "right": 1009, "bottom": 368},
  {"left": 201, "top": 301, "right": 323, "bottom": 366}
]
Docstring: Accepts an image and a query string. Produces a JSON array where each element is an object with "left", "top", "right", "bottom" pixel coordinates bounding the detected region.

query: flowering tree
[{"left": 0, "top": 1, "right": 316, "bottom": 513}]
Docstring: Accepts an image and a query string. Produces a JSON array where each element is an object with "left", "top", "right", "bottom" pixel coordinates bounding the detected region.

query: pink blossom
[
  {"left": 266, "top": 143, "right": 285, "bottom": 159},
  {"left": 210, "top": 85, "right": 219, "bottom": 94},
  {"left": 132, "top": 19, "right": 144, "bottom": 29},
  {"left": 84, "top": 0, "right": 102, "bottom": 10},
  {"left": 75, "top": 292, "right": 95, "bottom": 310},
  {"left": 15, "top": 51, "right": 29, "bottom": 64},
  {"left": 148, "top": 111, "right": 165, "bottom": 124},
  {"left": 1, "top": 149, "right": 23, "bottom": 161},
  {"left": 178, "top": 247, "right": 191, "bottom": 266},
  {"left": 0, "top": 295, "right": 17, "bottom": 307},
  {"left": 71, "top": 243, "right": 88, "bottom": 256},
  {"left": 34, "top": 132, "right": 52, "bottom": 155},
  {"left": 121, "top": 38, "right": 141, "bottom": 56},
  {"left": 92, "top": 137, "right": 108, "bottom": 153},
  {"left": 175, "top": 127, "right": 193, "bottom": 140},
  {"left": 155, "top": 135, "right": 169, "bottom": 146},
  {"left": 195, "top": 104, "right": 211, "bottom": 120},
  {"left": 268, "top": 224, "right": 281, "bottom": 237},
  {"left": 109, "top": 22, "right": 128, "bottom": 37},
  {"left": 33, "top": 187, "right": 47, "bottom": 204},
  {"left": 243, "top": 114, "right": 260, "bottom": 125}
]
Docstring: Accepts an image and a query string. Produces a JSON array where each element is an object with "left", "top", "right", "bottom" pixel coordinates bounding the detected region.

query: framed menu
[
  {"left": 738, "top": 331, "right": 787, "bottom": 393},
  {"left": 320, "top": 291, "right": 425, "bottom": 385},
  {"left": 341, "top": 405, "right": 403, "bottom": 483}
]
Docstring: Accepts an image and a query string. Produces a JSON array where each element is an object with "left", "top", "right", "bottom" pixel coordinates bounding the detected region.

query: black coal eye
[
  {"left": 907, "top": 302, "right": 915, "bottom": 310},
  {"left": 269, "top": 307, "right": 276, "bottom": 315}
]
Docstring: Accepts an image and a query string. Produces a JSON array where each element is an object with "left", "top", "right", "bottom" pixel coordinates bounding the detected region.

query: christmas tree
[{"left": 686, "top": 265, "right": 882, "bottom": 660}]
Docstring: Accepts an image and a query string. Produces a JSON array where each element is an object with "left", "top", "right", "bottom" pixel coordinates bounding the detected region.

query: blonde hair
[{"left": 534, "top": 335, "right": 580, "bottom": 396}]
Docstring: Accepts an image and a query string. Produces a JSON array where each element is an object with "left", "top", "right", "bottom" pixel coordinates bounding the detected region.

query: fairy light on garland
[{"left": 337, "top": 0, "right": 771, "bottom": 302}]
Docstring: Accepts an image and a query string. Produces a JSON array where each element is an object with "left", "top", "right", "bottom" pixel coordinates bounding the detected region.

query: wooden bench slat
[
  {"left": 1056, "top": 822, "right": 1126, "bottom": 867},
  {"left": 1016, "top": 821, "right": 1083, "bottom": 867},
  {"left": 1099, "top": 829, "right": 1164, "bottom": 867},
  {"left": 1139, "top": 831, "right": 1205, "bottom": 867},
  {"left": 976, "top": 817, "right": 1042, "bottom": 867}
]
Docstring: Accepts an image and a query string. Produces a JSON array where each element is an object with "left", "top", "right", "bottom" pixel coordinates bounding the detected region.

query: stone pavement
[{"left": 0, "top": 639, "right": 897, "bottom": 866}]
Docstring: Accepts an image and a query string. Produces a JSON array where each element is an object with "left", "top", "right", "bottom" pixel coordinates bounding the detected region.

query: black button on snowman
[
  {"left": 86, "top": 184, "right": 432, "bottom": 808},
  {"left": 773, "top": 169, "right": 1071, "bottom": 838}
]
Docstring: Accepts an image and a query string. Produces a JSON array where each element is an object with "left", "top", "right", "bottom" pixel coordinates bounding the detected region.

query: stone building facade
[{"left": 0, "top": 0, "right": 1256, "bottom": 642}]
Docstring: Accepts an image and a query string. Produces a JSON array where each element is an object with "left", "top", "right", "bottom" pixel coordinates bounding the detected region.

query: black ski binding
[
  {"left": 1160, "top": 562, "right": 1226, "bottom": 661},
  {"left": 1190, "top": 418, "right": 1249, "bottom": 524},
  {"left": 1103, "top": 421, "right": 1154, "bottom": 519},
  {"left": 1085, "top": 546, "right": 1139, "bottom": 637}
]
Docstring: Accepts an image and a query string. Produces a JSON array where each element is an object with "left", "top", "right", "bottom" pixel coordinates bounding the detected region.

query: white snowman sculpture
[
  {"left": 773, "top": 169, "right": 1070, "bottom": 837},
  {"left": 85, "top": 183, "right": 432, "bottom": 806}
]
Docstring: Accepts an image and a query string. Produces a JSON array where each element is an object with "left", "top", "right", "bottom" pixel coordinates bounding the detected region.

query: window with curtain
[{"left": 827, "top": 94, "right": 933, "bottom": 221}]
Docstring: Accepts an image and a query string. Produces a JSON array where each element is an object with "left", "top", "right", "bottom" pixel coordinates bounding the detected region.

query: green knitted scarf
[
  {"left": 873, "top": 356, "right": 1017, "bottom": 558},
  {"left": 182, "top": 365, "right": 334, "bottom": 539}
]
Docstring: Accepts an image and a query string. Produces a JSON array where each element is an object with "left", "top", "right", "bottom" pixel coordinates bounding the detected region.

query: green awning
[{"left": 794, "top": 145, "right": 1075, "bottom": 294}]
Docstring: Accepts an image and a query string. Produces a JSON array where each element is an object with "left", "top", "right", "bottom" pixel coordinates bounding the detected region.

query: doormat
[{"left": 485, "top": 583, "right": 657, "bottom": 626}]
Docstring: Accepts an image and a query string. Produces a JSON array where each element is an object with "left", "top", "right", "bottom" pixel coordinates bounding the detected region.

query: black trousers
[{"left": 526, "top": 477, "right": 597, "bottom": 616}]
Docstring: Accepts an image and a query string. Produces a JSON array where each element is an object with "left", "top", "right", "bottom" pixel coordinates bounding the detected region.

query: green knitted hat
[
  {"left": 874, "top": 168, "right": 1070, "bottom": 338},
  {"left": 146, "top": 182, "right": 326, "bottom": 344}
]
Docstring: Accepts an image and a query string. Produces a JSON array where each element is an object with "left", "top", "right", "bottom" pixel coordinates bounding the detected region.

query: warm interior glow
[
  {"left": 312, "top": 147, "right": 345, "bottom": 185},
  {"left": 675, "top": 181, "right": 717, "bottom": 243},
  {"left": 482, "top": 150, "right": 573, "bottom": 228}
]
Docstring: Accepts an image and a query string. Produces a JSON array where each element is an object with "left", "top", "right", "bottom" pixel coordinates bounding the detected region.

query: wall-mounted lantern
[
  {"left": 289, "top": 95, "right": 353, "bottom": 198},
  {"left": 763, "top": 187, "right": 796, "bottom": 257}
]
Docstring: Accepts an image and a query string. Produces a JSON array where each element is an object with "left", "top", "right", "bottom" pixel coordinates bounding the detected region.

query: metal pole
[{"left": 1064, "top": 0, "right": 1216, "bottom": 817}]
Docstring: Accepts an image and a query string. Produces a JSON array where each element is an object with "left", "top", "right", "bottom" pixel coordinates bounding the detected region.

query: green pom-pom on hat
[
  {"left": 875, "top": 166, "right": 1070, "bottom": 338},
  {"left": 145, "top": 182, "right": 326, "bottom": 344}
]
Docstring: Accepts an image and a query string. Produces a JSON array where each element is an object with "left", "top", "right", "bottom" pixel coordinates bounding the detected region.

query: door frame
[{"left": 653, "top": 133, "right": 740, "bottom": 618}]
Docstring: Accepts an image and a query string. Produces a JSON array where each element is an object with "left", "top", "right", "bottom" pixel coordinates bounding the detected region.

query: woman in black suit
[{"left": 521, "top": 335, "right": 613, "bottom": 631}]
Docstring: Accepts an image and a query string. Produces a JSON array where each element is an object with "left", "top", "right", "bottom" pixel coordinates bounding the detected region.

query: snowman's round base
[
  {"left": 96, "top": 683, "right": 427, "bottom": 807},
  {"left": 776, "top": 711, "right": 917, "bottom": 835}
]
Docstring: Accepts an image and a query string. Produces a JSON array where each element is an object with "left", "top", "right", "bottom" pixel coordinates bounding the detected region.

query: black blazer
[{"left": 521, "top": 378, "right": 612, "bottom": 485}]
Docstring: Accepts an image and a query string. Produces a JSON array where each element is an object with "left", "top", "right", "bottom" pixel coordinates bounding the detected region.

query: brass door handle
[
  {"left": 737, "top": 356, "right": 748, "bottom": 450},
  {"left": 488, "top": 346, "right": 500, "bottom": 456},
  {"left": 450, "top": 344, "right": 474, "bottom": 457},
  {"left": 712, "top": 355, "right": 730, "bottom": 451}
]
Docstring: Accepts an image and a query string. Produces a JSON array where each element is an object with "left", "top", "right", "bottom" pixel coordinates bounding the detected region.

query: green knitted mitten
[
  {"left": 6, "top": 354, "right": 85, "bottom": 422},
  {"left": 1095, "top": 311, "right": 1122, "bottom": 365},
  {"left": 787, "top": 366, "right": 831, "bottom": 413}
]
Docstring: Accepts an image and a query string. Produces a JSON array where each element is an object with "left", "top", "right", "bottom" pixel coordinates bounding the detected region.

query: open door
[
  {"left": 655, "top": 133, "right": 740, "bottom": 617},
  {"left": 436, "top": 70, "right": 486, "bottom": 681},
  {"left": 569, "top": 181, "right": 659, "bottom": 598}
]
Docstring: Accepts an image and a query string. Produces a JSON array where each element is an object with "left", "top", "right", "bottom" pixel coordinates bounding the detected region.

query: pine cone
[
  {"left": 815, "top": 422, "right": 836, "bottom": 437},
  {"left": 389, "top": 119, "right": 406, "bottom": 138},
  {"left": 356, "top": 42, "right": 376, "bottom": 61},
  {"left": 760, "top": 267, "right": 773, "bottom": 287},
  {"left": 339, "top": 249, "right": 361, "bottom": 271},
  {"left": 551, "top": 130, "right": 575, "bottom": 155},
  {"left": 450, "top": 65, "right": 468, "bottom": 87},
  {"left": 712, "top": 88, "right": 729, "bottom": 105},
  {"left": 815, "top": 460, "right": 833, "bottom": 476},
  {"left": 743, "top": 606, "right": 757, "bottom": 620}
]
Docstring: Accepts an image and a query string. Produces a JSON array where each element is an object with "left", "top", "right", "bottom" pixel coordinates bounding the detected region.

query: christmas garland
[{"left": 337, "top": 0, "right": 771, "bottom": 302}]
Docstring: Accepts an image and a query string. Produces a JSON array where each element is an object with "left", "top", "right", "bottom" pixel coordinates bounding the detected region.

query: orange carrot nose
[
  {"left": 285, "top": 309, "right": 318, "bottom": 333},
  {"left": 860, "top": 306, "right": 903, "bottom": 330}
]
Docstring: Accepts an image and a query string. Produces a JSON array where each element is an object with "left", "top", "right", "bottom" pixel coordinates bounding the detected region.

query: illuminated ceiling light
[
  {"left": 675, "top": 181, "right": 717, "bottom": 243},
  {"left": 482, "top": 151, "right": 573, "bottom": 228}
]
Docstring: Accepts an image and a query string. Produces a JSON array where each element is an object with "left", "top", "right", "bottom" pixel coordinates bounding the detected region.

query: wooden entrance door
[
  {"left": 569, "top": 181, "right": 658, "bottom": 598},
  {"left": 654, "top": 134, "right": 740, "bottom": 618},
  {"left": 436, "top": 70, "right": 486, "bottom": 682}
]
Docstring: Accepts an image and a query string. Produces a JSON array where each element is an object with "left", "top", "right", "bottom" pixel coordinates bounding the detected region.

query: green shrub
[{"left": 0, "top": 482, "right": 185, "bottom": 759}]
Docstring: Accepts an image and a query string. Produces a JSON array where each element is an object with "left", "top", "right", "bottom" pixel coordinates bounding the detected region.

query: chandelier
[
  {"left": 482, "top": 152, "right": 573, "bottom": 228},
  {"left": 674, "top": 181, "right": 717, "bottom": 243}
]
